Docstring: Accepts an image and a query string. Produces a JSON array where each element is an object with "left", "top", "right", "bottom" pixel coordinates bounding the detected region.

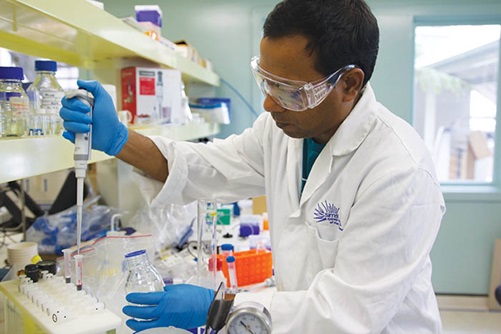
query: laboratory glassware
[
  {"left": 26, "top": 60, "right": 64, "bottom": 135},
  {"left": 0, "top": 66, "right": 29, "bottom": 137},
  {"left": 124, "top": 249, "right": 165, "bottom": 294}
]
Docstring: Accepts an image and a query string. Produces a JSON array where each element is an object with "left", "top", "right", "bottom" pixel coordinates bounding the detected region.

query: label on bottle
[
  {"left": 10, "top": 96, "right": 29, "bottom": 115},
  {"left": 40, "top": 88, "right": 64, "bottom": 113},
  {"left": 5, "top": 96, "right": 29, "bottom": 136}
]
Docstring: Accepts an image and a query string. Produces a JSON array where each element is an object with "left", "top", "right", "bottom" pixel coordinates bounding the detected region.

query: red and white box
[{"left": 121, "top": 67, "right": 181, "bottom": 125}]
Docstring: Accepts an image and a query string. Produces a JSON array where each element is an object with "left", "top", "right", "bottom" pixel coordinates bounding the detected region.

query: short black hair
[{"left": 263, "top": 0, "right": 379, "bottom": 86}]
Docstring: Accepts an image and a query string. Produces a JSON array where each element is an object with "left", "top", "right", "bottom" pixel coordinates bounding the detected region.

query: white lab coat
[{"left": 138, "top": 84, "right": 445, "bottom": 333}]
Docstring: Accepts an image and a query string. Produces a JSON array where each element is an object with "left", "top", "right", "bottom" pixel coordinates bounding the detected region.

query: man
[{"left": 60, "top": 0, "right": 445, "bottom": 332}]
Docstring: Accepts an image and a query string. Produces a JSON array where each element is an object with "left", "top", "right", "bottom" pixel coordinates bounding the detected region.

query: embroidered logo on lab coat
[{"left": 314, "top": 201, "right": 344, "bottom": 231}]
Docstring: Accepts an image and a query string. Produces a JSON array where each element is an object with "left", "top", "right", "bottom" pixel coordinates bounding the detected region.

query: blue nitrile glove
[
  {"left": 59, "top": 80, "right": 128, "bottom": 156},
  {"left": 122, "top": 284, "right": 214, "bottom": 332}
]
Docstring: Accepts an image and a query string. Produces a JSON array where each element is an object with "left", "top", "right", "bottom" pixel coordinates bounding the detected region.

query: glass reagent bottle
[
  {"left": 26, "top": 60, "right": 64, "bottom": 136},
  {"left": 0, "top": 66, "right": 29, "bottom": 137},
  {"left": 124, "top": 249, "right": 165, "bottom": 294}
]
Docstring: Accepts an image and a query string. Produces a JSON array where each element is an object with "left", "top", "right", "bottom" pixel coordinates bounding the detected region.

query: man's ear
[{"left": 341, "top": 68, "right": 365, "bottom": 102}]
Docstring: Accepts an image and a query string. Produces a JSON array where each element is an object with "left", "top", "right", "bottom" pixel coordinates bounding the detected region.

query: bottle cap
[
  {"left": 0, "top": 66, "right": 24, "bottom": 80},
  {"left": 221, "top": 243, "right": 234, "bottom": 251},
  {"left": 35, "top": 60, "right": 57, "bottom": 72},
  {"left": 24, "top": 264, "right": 39, "bottom": 282},
  {"left": 125, "top": 249, "right": 146, "bottom": 258},
  {"left": 226, "top": 255, "right": 236, "bottom": 263},
  {"left": 38, "top": 260, "right": 58, "bottom": 275}
]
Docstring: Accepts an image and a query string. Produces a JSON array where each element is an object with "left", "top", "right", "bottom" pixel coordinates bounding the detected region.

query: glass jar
[
  {"left": 26, "top": 60, "right": 64, "bottom": 136},
  {"left": 124, "top": 249, "right": 165, "bottom": 294},
  {"left": 0, "top": 66, "right": 29, "bottom": 137}
]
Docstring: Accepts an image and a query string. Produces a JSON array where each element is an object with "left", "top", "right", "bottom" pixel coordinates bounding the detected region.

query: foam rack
[{"left": 0, "top": 273, "right": 121, "bottom": 334}]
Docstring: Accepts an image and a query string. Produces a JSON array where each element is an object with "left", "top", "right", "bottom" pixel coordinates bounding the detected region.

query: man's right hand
[{"left": 60, "top": 80, "right": 128, "bottom": 156}]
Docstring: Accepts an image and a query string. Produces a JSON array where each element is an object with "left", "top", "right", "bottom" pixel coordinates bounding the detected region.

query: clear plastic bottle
[
  {"left": 0, "top": 66, "right": 29, "bottom": 137},
  {"left": 124, "top": 249, "right": 165, "bottom": 294},
  {"left": 26, "top": 60, "right": 64, "bottom": 136}
]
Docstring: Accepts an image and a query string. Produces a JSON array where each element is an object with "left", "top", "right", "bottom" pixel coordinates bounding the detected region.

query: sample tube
[
  {"left": 74, "top": 254, "right": 83, "bottom": 291},
  {"left": 226, "top": 255, "right": 238, "bottom": 294},
  {"left": 221, "top": 243, "right": 234, "bottom": 258},
  {"left": 62, "top": 249, "right": 71, "bottom": 283}
]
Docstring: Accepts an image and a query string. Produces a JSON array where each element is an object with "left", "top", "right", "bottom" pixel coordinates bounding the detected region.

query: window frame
[{"left": 412, "top": 16, "right": 501, "bottom": 199}]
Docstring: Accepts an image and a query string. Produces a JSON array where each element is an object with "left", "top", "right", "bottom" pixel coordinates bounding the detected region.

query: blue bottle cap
[
  {"left": 221, "top": 244, "right": 234, "bottom": 251},
  {"left": 125, "top": 249, "right": 146, "bottom": 258},
  {"left": 0, "top": 66, "right": 24, "bottom": 80},
  {"left": 226, "top": 255, "right": 235, "bottom": 263},
  {"left": 35, "top": 60, "right": 57, "bottom": 72}
]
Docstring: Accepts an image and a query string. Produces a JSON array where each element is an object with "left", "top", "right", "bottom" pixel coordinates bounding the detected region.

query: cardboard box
[{"left": 121, "top": 67, "right": 181, "bottom": 125}]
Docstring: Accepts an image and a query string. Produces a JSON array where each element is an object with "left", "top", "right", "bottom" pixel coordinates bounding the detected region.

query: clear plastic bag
[
  {"left": 68, "top": 234, "right": 156, "bottom": 334},
  {"left": 26, "top": 196, "right": 121, "bottom": 255},
  {"left": 127, "top": 200, "right": 196, "bottom": 254}
]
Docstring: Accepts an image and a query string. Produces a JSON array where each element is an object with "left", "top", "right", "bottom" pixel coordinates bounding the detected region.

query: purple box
[{"left": 135, "top": 5, "right": 162, "bottom": 27}]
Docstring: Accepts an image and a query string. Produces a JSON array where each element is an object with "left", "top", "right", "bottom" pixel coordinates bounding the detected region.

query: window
[{"left": 413, "top": 24, "right": 500, "bottom": 183}]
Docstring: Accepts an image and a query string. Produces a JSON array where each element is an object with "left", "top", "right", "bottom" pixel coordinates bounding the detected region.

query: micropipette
[{"left": 65, "top": 89, "right": 94, "bottom": 255}]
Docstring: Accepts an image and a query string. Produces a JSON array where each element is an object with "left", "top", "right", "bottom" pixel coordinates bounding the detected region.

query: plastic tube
[
  {"left": 226, "top": 255, "right": 238, "bottom": 294},
  {"left": 62, "top": 248, "right": 71, "bottom": 283},
  {"left": 221, "top": 243, "right": 234, "bottom": 258},
  {"left": 74, "top": 254, "right": 83, "bottom": 291}
]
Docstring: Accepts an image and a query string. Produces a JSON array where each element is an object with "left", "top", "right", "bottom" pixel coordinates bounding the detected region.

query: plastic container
[
  {"left": 221, "top": 243, "right": 234, "bottom": 258},
  {"left": 0, "top": 66, "right": 29, "bottom": 137},
  {"left": 219, "top": 249, "right": 273, "bottom": 287},
  {"left": 226, "top": 255, "right": 238, "bottom": 293},
  {"left": 124, "top": 249, "right": 165, "bottom": 294},
  {"left": 26, "top": 60, "right": 64, "bottom": 136}
]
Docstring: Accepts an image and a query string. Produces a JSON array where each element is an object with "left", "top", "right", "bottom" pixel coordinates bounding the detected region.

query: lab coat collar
[
  {"left": 299, "top": 83, "right": 378, "bottom": 204},
  {"left": 328, "top": 83, "right": 378, "bottom": 157}
]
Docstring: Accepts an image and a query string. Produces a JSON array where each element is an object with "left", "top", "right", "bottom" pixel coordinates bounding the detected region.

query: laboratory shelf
[
  {"left": 0, "top": 0, "right": 220, "bottom": 86},
  {"left": 0, "top": 136, "right": 110, "bottom": 184},
  {"left": 133, "top": 122, "right": 221, "bottom": 141},
  {"left": 0, "top": 122, "right": 220, "bottom": 184}
]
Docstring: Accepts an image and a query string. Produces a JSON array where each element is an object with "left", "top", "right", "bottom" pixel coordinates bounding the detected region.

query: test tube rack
[{"left": 0, "top": 274, "right": 121, "bottom": 334}]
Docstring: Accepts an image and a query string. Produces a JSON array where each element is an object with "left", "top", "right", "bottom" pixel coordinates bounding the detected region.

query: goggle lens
[{"left": 251, "top": 56, "right": 358, "bottom": 112}]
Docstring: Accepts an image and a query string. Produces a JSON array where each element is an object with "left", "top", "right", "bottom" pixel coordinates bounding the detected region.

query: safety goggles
[{"left": 251, "top": 56, "right": 358, "bottom": 112}]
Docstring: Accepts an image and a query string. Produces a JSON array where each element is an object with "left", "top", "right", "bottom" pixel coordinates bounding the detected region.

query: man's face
[{"left": 258, "top": 35, "right": 352, "bottom": 144}]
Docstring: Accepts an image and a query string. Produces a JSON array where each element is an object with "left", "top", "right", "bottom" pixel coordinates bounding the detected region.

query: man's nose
[{"left": 263, "top": 95, "right": 286, "bottom": 113}]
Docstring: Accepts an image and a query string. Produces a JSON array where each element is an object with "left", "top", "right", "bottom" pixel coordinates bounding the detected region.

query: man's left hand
[{"left": 122, "top": 284, "right": 214, "bottom": 331}]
